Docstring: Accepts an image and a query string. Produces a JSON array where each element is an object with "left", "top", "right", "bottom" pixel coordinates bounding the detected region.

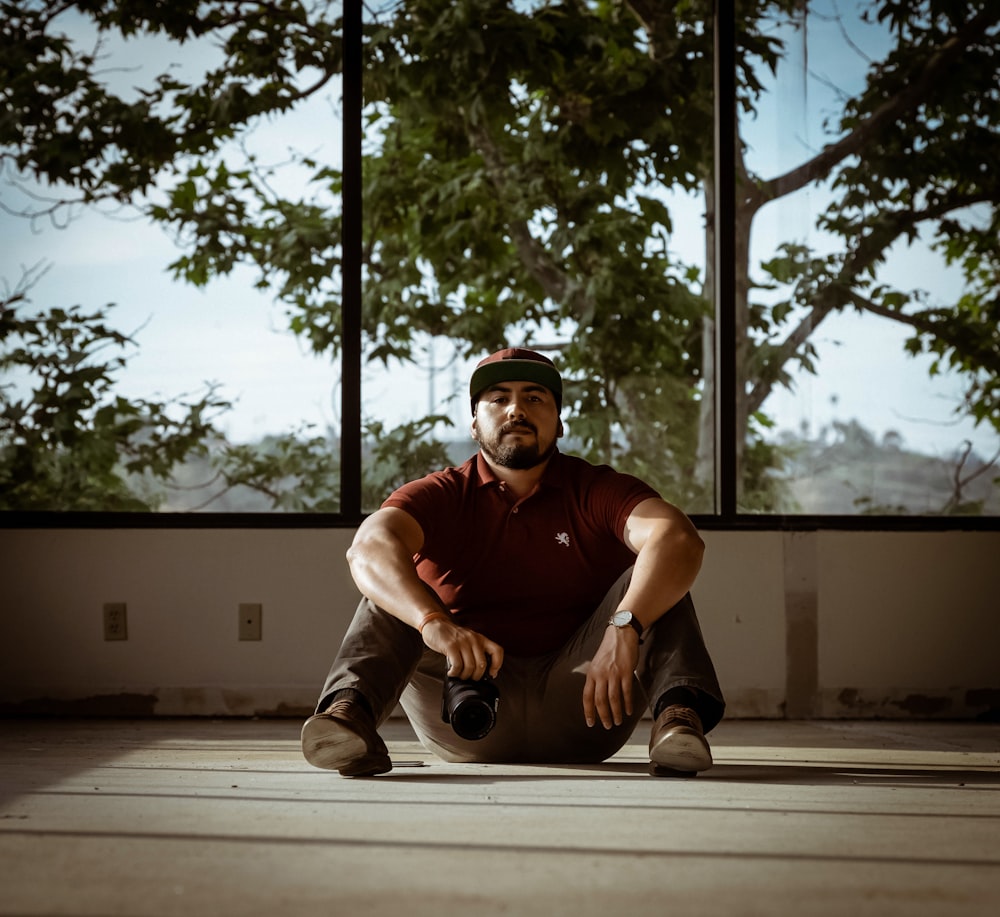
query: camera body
[{"left": 441, "top": 672, "right": 500, "bottom": 740}]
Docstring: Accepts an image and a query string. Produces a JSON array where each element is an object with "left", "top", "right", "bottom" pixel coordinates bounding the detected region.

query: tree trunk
[
  {"left": 694, "top": 177, "right": 716, "bottom": 505},
  {"left": 694, "top": 152, "right": 758, "bottom": 507}
]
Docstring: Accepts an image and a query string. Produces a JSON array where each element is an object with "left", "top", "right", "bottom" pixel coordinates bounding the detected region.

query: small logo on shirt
[{"left": 555, "top": 532, "right": 570, "bottom": 547}]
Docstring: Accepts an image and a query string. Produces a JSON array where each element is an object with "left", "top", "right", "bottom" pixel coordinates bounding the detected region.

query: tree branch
[
  {"left": 759, "top": 5, "right": 1000, "bottom": 204},
  {"left": 846, "top": 292, "right": 931, "bottom": 330},
  {"left": 942, "top": 441, "right": 1000, "bottom": 513},
  {"left": 466, "top": 120, "right": 574, "bottom": 306},
  {"left": 623, "top": 0, "right": 676, "bottom": 60},
  {"left": 746, "top": 178, "right": 998, "bottom": 416}
]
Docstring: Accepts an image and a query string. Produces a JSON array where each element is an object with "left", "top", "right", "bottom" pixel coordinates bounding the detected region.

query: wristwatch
[{"left": 608, "top": 609, "right": 644, "bottom": 643}]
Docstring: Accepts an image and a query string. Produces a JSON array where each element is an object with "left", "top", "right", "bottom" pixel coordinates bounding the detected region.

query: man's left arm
[{"left": 582, "top": 497, "right": 705, "bottom": 729}]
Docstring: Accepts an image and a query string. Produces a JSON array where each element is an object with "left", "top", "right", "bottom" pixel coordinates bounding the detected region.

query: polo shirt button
[{"left": 512, "top": 507, "right": 519, "bottom": 514}]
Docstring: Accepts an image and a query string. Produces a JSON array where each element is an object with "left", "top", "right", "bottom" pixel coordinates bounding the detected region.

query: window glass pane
[
  {"left": 359, "top": 1, "right": 715, "bottom": 514},
  {"left": 1, "top": 4, "right": 345, "bottom": 513},
  {"left": 359, "top": 335, "right": 477, "bottom": 515},
  {"left": 739, "top": 1, "right": 999, "bottom": 515}
]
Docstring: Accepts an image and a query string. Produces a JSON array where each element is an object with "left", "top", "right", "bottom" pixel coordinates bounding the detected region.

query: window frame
[{"left": 3, "top": 0, "right": 998, "bottom": 533}]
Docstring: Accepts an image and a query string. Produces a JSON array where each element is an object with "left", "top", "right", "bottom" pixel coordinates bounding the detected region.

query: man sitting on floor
[{"left": 302, "top": 347, "right": 725, "bottom": 776}]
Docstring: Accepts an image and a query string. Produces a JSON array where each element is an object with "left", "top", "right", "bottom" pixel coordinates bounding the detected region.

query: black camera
[{"left": 441, "top": 671, "right": 500, "bottom": 741}]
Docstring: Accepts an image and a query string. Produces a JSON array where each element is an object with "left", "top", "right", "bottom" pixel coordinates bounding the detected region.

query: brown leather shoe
[
  {"left": 301, "top": 698, "right": 391, "bottom": 776},
  {"left": 648, "top": 704, "right": 713, "bottom": 777}
]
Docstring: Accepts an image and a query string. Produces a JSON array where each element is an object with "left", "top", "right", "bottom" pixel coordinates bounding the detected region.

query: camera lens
[
  {"left": 451, "top": 694, "right": 496, "bottom": 740},
  {"left": 442, "top": 676, "right": 500, "bottom": 740}
]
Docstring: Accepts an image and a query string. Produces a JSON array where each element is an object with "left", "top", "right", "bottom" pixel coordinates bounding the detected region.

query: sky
[{"left": 2, "top": 1, "right": 996, "bottom": 466}]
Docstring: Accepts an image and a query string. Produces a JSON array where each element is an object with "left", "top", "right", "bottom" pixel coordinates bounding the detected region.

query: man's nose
[{"left": 506, "top": 400, "right": 526, "bottom": 419}]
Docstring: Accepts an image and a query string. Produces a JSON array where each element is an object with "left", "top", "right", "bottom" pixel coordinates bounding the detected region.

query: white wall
[{"left": 1, "top": 527, "right": 997, "bottom": 719}]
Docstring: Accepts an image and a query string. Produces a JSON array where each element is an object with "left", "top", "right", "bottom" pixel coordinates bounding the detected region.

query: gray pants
[{"left": 316, "top": 567, "right": 725, "bottom": 764}]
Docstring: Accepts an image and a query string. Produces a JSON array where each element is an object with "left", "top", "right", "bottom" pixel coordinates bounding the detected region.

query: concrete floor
[{"left": 0, "top": 718, "right": 997, "bottom": 917}]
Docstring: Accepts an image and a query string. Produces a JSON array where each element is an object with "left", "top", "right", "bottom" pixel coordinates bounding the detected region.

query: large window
[
  {"left": 356, "top": 0, "right": 716, "bottom": 512},
  {"left": 2, "top": 1, "right": 997, "bottom": 524},
  {"left": 737, "top": 1, "right": 999, "bottom": 516},
  {"left": 1, "top": 2, "right": 348, "bottom": 514}
]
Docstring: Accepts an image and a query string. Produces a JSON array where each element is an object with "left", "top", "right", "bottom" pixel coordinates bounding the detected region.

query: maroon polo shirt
[{"left": 381, "top": 450, "right": 659, "bottom": 656}]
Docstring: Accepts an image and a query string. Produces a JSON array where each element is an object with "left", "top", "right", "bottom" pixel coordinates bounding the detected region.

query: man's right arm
[
  {"left": 345, "top": 507, "right": 504, "bottom": 680},
  {"left": 345, "top": 507, "right": 439, "bottom": 627}
]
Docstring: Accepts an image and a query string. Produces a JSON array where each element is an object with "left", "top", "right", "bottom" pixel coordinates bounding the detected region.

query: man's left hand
[{"left": 582, "top": 625, "right": 640, "bottom": 729}]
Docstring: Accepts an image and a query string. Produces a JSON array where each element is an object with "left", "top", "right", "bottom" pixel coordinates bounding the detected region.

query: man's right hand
[
  {"left": 420, "top": 615, "right": 504, "bottom": 681},
  {"left": 346, "top": 507, "right": 503, "bottom": 681}
]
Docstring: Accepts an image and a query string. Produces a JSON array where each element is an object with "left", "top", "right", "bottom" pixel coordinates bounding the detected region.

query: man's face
[{"left": 472, "top": 381, "right": 562, "bottom": 470}]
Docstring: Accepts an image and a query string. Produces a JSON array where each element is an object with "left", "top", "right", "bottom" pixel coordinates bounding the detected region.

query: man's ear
[
  {"left": 471, "top": 416, "right": 480, "bottom": 441},
  {"left": 557, "top": 420, "right": 564, "bottom": 438}
]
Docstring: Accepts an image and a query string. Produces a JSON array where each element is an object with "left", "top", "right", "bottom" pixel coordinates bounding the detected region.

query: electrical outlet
[
  {"left": 103, "top": 603, "right": 128, "bottom": 641},
  {"left": 238, "top": 603, "right": 262, "bottom": 641}
]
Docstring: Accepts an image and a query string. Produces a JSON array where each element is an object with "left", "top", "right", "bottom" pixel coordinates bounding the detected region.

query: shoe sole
[
  {"left": 301, "top": 715, "right": 391, "bottom": 776},
  {"left": 649, "top": 763, "right": 698, "bottom": 778},
  {"left": 649, "top": 727, "right": 713, "bottom": 773}
]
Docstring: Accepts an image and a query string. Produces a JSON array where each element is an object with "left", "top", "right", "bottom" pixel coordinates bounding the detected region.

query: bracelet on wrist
[{"left": 417, "top": 611, "right": 449, "bottom": 633}]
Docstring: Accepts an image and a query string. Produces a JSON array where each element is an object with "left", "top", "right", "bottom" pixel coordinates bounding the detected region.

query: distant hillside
[{"left": 773, "top": 422, "right": 999, "bottom": 515}]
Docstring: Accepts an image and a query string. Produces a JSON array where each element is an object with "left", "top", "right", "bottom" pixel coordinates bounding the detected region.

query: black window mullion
[
  {"left": 713, "top": 0, "right": 738, "bottom": 519},
  {"left": 340, "top": 0, "right": 363, "bottom": 523}
]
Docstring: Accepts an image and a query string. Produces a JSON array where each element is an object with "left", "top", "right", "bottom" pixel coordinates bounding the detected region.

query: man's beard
[{"left": 479, "top": 422, "right": 557, "bottom": 470}]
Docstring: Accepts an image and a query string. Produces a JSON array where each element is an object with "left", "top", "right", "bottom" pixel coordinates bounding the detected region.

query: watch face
[{"left": 612, "top": 610, "right": 632, "bottom": 626}]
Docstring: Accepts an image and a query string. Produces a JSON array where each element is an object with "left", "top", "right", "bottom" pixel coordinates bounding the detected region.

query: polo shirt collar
[{"left": 474, "top": 449, "right": 564, "bottom": 489}]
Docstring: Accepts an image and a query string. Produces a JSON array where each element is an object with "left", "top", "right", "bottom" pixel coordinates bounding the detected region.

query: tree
[
  {"left": 2, "top": 0, "right": 997, "bottom": 512},
  {"left": 0, "top": 266, "right": 344, "bottom": 511},
  {"left": 1, "top": 0, "right": 347, "bottom": 510},
  {"left": 353, "top": 0, "right": 1000, "bottom": 508},
  {"left": 739, "top": 1, "right": 1000, "bottom": 469},
  {"left": 0, "top": 267, "right": 227, "bottom": 510}
]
